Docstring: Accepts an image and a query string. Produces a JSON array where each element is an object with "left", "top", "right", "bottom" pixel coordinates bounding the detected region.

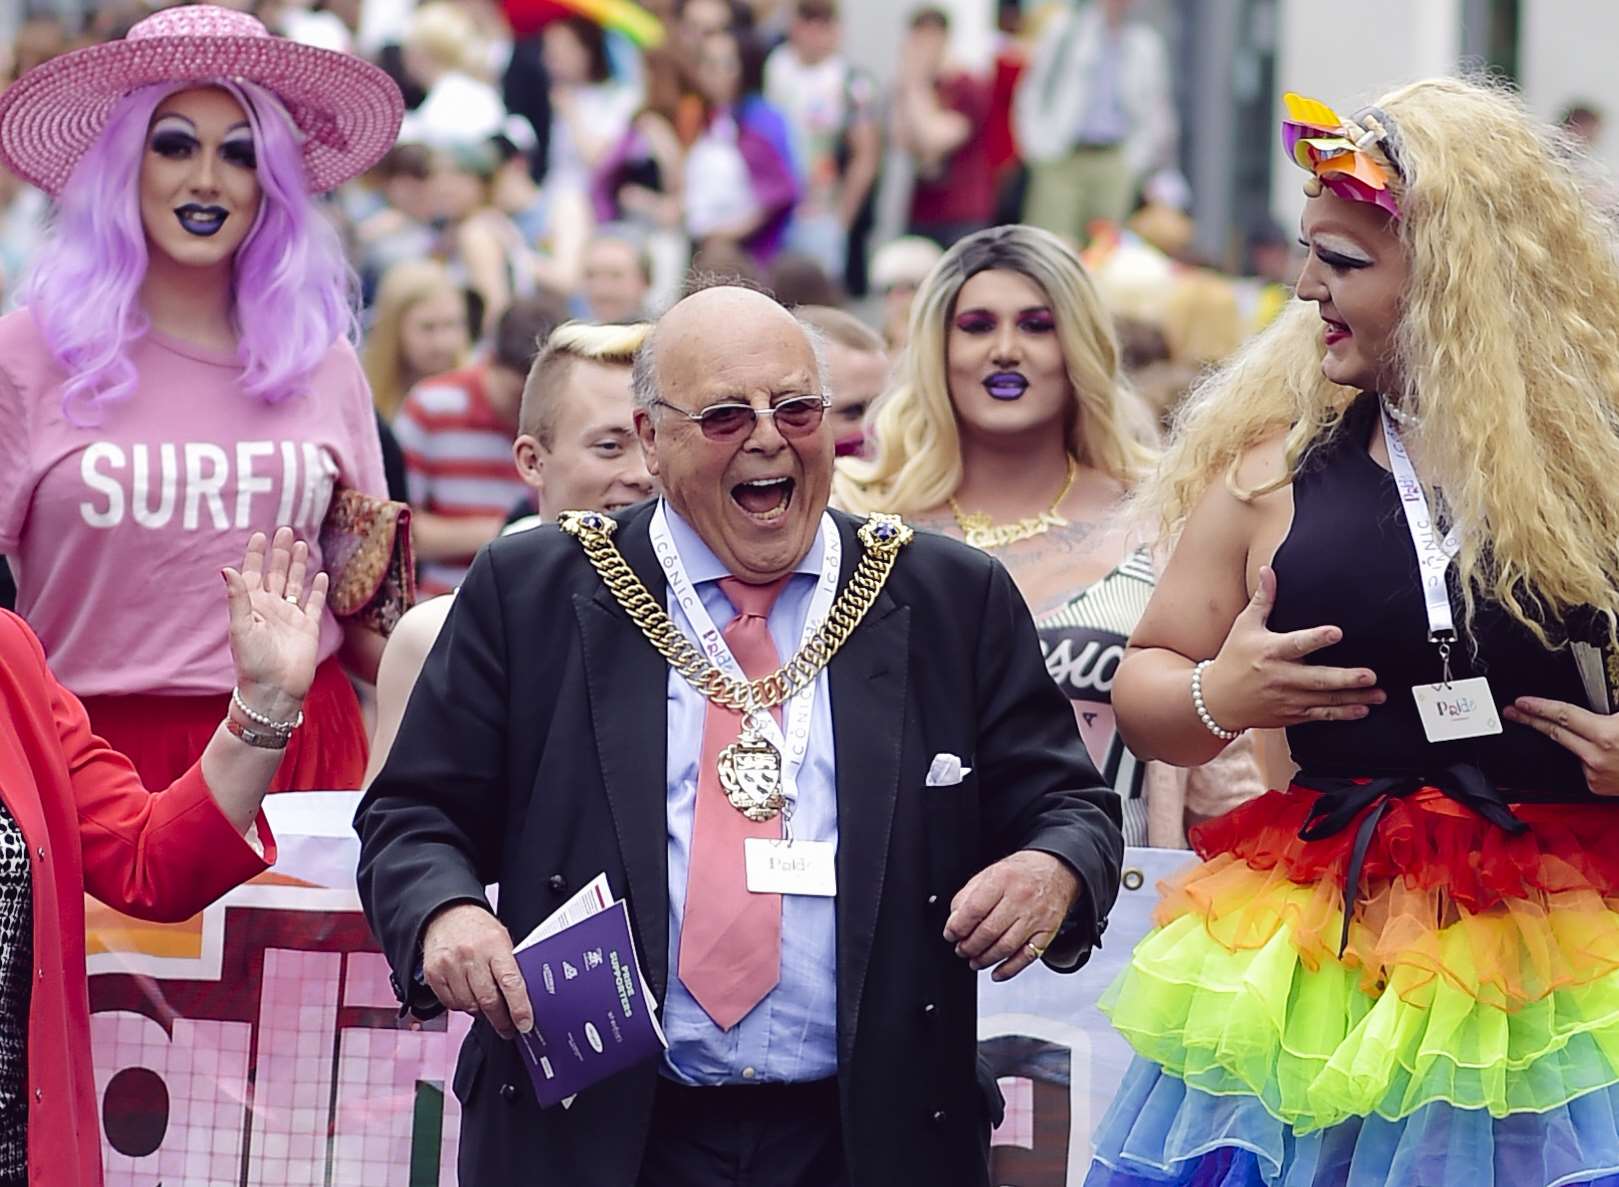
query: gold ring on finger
[{"left": 1025, "top": 940, "right": 1047, "bottom": 958}]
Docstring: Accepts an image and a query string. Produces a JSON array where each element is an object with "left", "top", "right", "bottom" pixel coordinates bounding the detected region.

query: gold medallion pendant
[{"left": 715, "top": 712, "right": 786, "bottom": 822}]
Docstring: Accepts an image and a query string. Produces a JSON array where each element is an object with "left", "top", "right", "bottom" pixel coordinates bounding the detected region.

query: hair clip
[{"left": 1281, "top": 92, "right": 1403, "bottom": 218}]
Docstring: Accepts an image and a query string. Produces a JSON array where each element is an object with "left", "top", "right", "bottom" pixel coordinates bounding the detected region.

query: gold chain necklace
[
  {"left": 557, "top": 510, "right": 914, "bottom": 822},
  {"left": 948, "top": 455, "right": 1078, "bottom": 551}
]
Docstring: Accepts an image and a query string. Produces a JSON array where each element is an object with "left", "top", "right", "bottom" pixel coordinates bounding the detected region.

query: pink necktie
[{"left": 677, "top": 575, "right": 790, "bottom": 1031}]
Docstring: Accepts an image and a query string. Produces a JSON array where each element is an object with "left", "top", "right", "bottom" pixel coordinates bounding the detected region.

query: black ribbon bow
[{"left": 1293, "top": 763, "right": 1529, "bottom": 957}]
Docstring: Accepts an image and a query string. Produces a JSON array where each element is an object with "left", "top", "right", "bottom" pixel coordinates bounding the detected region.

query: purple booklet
[{"left": 512, "top": 898, "right": 667, "bottom": 1107}]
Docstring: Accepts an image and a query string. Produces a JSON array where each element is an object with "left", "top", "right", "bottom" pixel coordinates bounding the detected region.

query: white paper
[
  {"left": 1573, "top": 641, "right": 1612, "bottom": 713},
  {"left": 744, "top": 838, "right": 837, "bottom": 896},
  {"left": 515, "top": 873, "right": 613, "bottom": 954},
  {"left": 1411, "top": 677, "right": 1503, "bottom": 742}
]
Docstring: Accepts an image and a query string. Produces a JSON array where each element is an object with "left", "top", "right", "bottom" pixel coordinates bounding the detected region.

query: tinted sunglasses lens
[
  {"left": 698, "top": 404, "right": 756, "bottom": 439},
  {"left": 774, "top": 398, "right": 825, "bottom": 435}
]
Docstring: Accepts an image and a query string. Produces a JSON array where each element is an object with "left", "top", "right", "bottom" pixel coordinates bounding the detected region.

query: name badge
[
  {"left": 744, "top": 838, "right": 837, "bottom": 897},
  {"left": 1411, "top": 676, "right": 1503, "bottom": 742}
]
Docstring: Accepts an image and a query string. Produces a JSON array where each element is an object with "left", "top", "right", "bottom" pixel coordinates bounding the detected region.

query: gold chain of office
[{"left": 557, "top": 510, "right": 914, "bottom": 712}]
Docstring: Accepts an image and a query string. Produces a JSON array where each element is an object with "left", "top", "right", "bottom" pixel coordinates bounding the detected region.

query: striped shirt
[
  {"left": 393, "top": 367, "right": 530, "bottom": 595},
  {"left": 1035, "top": 546, "right": 1157, "bottom": 845}
]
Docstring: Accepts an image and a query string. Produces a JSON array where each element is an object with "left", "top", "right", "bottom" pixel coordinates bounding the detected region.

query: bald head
[
  {"left": 633, "top": 287, "right": 823, "bottom": 407},
  {"left": 631, "top": 286, "right": 836, "bottom": 583}
]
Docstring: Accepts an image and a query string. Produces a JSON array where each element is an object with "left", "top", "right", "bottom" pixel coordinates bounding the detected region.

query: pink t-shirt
[{"left": 0, "top": 308, "right": 387, "bottom": 697}]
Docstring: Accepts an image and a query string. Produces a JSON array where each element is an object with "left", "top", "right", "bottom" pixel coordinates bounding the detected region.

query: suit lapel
[
  {"left": 574, "top": 511, "right": 672, "bottom": 997},
  {"left": 829, "top": 513, "right": 910, "bottom": 1063}
]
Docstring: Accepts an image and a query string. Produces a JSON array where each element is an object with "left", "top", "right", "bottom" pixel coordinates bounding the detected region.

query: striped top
[
  {"left": 393, "top": 368, "right": 531, "bottom": 595},
  {"left": 1035, "top": 547, "right": 1157, "bottom": 845}
]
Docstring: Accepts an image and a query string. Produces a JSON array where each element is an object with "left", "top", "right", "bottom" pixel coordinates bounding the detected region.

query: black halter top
[{"left": 1267, "top": 393, "right": 1596, "bottom": 798}]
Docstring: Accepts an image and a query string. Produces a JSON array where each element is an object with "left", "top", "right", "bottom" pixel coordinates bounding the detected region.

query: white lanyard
[
  {"left": 1380, "top": 403, "right": 1461, "bottom": 670},
  {"left": 649, "top": 502, "right": 841, "bottom": 805}
]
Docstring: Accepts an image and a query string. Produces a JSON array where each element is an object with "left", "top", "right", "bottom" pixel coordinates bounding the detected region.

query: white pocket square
[{"left": 926, "top": 752, "right": 973, "bottom": 787}]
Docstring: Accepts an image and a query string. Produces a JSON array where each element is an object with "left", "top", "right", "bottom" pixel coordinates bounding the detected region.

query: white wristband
[{"left": 1190, "top": 660, "right": 1241, "bottom": 742}]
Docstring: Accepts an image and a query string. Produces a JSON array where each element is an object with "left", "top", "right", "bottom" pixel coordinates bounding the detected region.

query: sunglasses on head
[{"left": 652, "top": 394, "right": 830, "bottom": 442}]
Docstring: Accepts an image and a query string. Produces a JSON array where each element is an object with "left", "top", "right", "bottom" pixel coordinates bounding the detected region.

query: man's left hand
[{"left": 944, "top": 851, "right": 1082, "bottom": 982}]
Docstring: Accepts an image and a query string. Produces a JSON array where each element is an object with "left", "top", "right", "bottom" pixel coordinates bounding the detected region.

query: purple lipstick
[
  {"left": 984, "top": 371, "right": 1029, "bottom": 401},
  {"left": 175, "top": 204, "right": 228, "bottom": 237}
]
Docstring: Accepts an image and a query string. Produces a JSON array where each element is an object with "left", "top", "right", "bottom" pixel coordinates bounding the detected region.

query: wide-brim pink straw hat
[{"left": 0, "top": 4, "right": 405, "bottom": 196}]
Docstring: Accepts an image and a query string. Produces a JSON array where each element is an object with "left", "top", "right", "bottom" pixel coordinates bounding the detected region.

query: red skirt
[{"left": 78, "top": 656, "right": 369, "bottom": 793}]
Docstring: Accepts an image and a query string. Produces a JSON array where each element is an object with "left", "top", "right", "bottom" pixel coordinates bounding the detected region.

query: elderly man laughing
[{"left": 355, "top": 287, "right": 1123, "bottom": 1187}]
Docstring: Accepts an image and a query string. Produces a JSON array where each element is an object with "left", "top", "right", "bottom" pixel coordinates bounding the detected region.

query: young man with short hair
[{"left": 364, "top": 321, "right": 656, "bottom": 785}]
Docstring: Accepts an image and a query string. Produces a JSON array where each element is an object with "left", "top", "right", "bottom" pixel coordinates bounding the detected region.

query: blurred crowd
[{"left": 0, "top": 0, "right": 1311, "bottom": 602}]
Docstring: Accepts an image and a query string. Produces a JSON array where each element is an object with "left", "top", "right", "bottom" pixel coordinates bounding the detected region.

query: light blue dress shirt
[
  {"left": 658, "top": 503, "right": 839, "bottom": 1085},
  {"left": 1075, "top": 27, "right": 1129, "bottom": 146}
]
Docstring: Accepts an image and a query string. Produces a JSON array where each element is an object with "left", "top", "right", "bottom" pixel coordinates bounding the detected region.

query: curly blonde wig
[
  {"left": 834, "top": 224, "right": 1157, "bottom": 515},
  {"left": 1146, "top": 76, "right": 1619, "bottom": 645}
]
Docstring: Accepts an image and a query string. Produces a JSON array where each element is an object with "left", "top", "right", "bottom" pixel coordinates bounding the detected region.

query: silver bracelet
[
  {"left": 1190, "top": 660, "right": 1241, "bottom": 741},
  {"left": 224, "top": 715, "right": 292, "bottom": 750},
  {"left": 231, "top": 686, "right": 303, "bottom": 734}
]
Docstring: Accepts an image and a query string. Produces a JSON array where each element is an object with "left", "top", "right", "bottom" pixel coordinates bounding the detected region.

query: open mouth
[
  {"left": 175, "top": 204, "right": 229, "bottom": 238},
  {"left": 983, "top": 371, "right": 1029, "bottom": 401},
  {"left": 731, "top": 476, "right": 796, "bottom": 522},
  {"left": 1321, "top": 316, "right": 1351, "bottom": 344}
]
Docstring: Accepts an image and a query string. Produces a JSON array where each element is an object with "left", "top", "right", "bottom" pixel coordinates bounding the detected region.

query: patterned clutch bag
[{"left": 318, "top": 488, "right": 416, "bottom": 637}]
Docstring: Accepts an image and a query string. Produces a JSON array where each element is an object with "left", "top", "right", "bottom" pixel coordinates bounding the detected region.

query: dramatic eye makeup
[
  {"left": 1299, "top": 235, "right": 1372, "bottom": 270},
  {"left": 147, "top": 116, "right": 256, "bottom": 169},
  {"left": 149, "top": 117, "right": 197, "bottom": 159},
  {"left": 221, "top": 134, "right": 257, "bottom": 170},
  {"left": 954, "top": 307, "right": 1056, "bottom": 333}
]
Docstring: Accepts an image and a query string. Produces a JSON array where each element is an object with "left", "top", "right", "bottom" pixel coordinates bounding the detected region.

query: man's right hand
[
  {"left": 1200, "top": 566, "right": 1385, "bottom": 731},
  {"left": 421, "top": 903, "right": 534, "bottom": 1039}
]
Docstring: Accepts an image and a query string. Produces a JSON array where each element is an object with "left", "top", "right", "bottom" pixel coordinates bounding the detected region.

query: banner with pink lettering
[{"left": 86, "top": 792, "right": 1189, "bottom": 1186}]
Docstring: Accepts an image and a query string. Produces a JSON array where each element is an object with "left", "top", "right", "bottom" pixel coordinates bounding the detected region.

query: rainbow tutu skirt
[{"left": 1085, "top": 780, "right": 1619, "bottom": 1186}]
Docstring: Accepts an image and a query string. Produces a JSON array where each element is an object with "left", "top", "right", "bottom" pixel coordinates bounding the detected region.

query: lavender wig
[{"left": 23, "top": 79, "right": 358, "bottom": 425}]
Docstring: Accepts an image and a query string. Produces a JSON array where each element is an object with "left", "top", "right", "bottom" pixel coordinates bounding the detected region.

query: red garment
[
  {"left": 79, "top": 655, "right": 367, "bottom": 793},
  {"left": 984, "top": 45, "right": 1025, "bottom": 177},
  {"left": 0, "top": 611, "right": 274, "bottom": 1187},
  {"left": 501, "top": 0, "right": 572, "bottom": 37},
  {"left": 1192, "top": 782, "right": 1619, "bottom": 914},
  {"left": 908, "top": 71, "right": 996, "bottom": 230}
]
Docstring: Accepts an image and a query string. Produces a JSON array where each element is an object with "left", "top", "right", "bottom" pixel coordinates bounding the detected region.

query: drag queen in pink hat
[{"left": 0, "top": 6, "right": 404, "bottom": 793}]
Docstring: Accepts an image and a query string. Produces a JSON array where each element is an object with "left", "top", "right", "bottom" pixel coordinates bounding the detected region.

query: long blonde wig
[
  {"left": 834, "top": 224, "right": 1158, "bottom": 515},
  {"left": 362, "top": 259, "right": 468, "bottom": 421},
  {"left": 1149, "top": 76, "right": 1619, "bottom": 645}
]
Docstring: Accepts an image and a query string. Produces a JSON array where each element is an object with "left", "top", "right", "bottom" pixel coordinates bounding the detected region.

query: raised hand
[
  {"left": 1504, "top": 697, "right": 1619, "bottom": 795},
  {"left": 223, "top": 527, "right": 329, "bottom": 722},
  {"left": 1199, "top": 565, "right": 1385, "bottom": 731}
]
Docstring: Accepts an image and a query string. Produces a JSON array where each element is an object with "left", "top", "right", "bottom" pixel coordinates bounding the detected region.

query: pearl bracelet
[
  {"left": 1190, "top": 660, "right": 1241, "bottom": 742},
  {"left": 231, "top": 686, "right": 303, "bottom": 734}
]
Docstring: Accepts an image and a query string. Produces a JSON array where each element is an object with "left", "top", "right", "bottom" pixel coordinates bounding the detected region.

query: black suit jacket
[{"left": 355, "top": 502, "right": 1122, "bottom": 1187}]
